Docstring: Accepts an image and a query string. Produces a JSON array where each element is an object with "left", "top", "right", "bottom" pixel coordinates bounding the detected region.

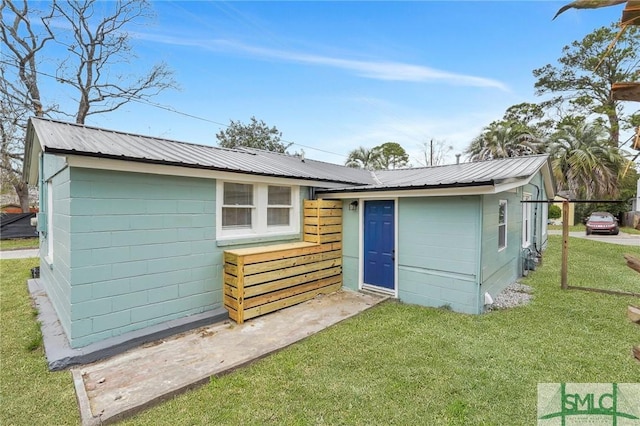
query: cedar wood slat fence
[{"left": 223, "top": 199, "right": 343, "bottom": 323}]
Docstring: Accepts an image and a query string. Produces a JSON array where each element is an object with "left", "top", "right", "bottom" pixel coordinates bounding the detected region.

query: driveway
[{"left": 547, "top": 230, "right": 640, "bottom": 246}]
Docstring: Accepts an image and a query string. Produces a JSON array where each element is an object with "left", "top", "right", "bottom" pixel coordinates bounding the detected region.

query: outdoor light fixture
[{"left": 349, "top": 200, "right": 358, "bottom": 211}]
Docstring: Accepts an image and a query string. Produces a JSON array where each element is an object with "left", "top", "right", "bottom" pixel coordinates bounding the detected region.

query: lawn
[
  {"left": 0, "top": 238, "right": 39, "bottom": 251},
  {"left": 622, "top": 227, "right": 640, "bottom": 235},
  {"left": 1, "top": 236, "right": 639, "bottom": 425}
]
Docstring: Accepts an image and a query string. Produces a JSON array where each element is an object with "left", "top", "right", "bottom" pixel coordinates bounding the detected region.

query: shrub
[{"left": 548, "top": 204, "right": 561, "bottom": 219}]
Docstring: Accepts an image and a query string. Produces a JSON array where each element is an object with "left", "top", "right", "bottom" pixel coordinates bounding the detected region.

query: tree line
[{"left": 344, "top": 22, "right": 639, "bottom": 216}]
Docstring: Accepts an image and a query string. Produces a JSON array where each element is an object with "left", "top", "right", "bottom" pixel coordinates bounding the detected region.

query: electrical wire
[{"left": 0, "top": 57, "right": 349, "bottom": 160}]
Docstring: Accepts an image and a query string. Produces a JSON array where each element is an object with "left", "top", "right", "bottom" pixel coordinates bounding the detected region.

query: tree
[
  {"left": 502, "top": 102, "right": 557, "bottom": 141},
  {"left": 533, "top": 23, "right": 640, "bottom": 147},
  {"left": 549, "top": 121, "right": 628, "bottom": 199},
  {"left": 376, "top": 142, "right": 409, "bottom": 169},
  {"left": 51, "top": 0, "right": 175, "bottom": 124},
  {"left": 465, "top": 120, "right": 543, "bottom": 161},
  {"left": 216, "top": 117, "right": 291, "bottom": 153},
  {"left": 417, "top": 139, "right": 453, "bottom": 167},
  {"left": 1, "top": 0, "right": 176, "bottom": 211},
  {"left": 345, "top": 146, "right": 381, "bottom": 170},
  {"left": 548, "top": 204, "right": 562, "bottom": 220},
  {"left": 1, "top": 0, "right": 55, "bottom": 211}
]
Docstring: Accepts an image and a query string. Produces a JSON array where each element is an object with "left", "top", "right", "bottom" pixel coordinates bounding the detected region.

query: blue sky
[{"left": 40, "top": 1, "right": 627, "bottom": 166}]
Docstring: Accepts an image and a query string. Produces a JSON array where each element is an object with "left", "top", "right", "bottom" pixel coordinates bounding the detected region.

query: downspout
[{"left": 529, "top": 182, "right": 543, "bottom": 255}]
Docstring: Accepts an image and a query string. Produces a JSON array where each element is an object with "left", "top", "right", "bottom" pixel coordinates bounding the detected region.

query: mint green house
[
  {"left": 317, "top": 156, "right": 555, "bottom": 314},
  {"left": 23, "top": 118, "right": 554, "bottom": 366}
]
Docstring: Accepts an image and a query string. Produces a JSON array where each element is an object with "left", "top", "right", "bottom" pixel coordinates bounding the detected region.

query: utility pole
[{"left": 430, "top": 139, "right": 434, "bottom": 167}]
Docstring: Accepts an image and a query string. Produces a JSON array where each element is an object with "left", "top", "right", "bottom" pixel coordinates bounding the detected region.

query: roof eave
[
  {"left": 23, "top": 119, "right": 41, "bottom": 185},
  {"left": 45, "top": 147, "right": 369, "bottom": 187},
  {"left": 317, "top": 180, "right": 496, "bottom": 197}
]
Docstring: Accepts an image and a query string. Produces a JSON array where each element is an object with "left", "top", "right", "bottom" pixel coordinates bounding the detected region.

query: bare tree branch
[
  {"left": 50, "top": 0, "right": 177, "bottom": 124},
  {"left": 1, "top": 0, "right": 177, "bottom": 210}
]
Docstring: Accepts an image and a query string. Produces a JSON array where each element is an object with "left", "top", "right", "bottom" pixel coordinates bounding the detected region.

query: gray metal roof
[
  {"left": 318, "top": 155, "right": 552, "bottom": 193},
  {"left": 27, "top": 117, "right": 375, "bottom": 186},
  {"left": 26, "top": 118, "right": 552, "bottom": 194}
]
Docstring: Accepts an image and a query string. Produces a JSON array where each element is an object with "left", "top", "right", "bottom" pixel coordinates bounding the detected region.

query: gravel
[{"left": 487, "top": 282, "right": 533, "bottom": 311}]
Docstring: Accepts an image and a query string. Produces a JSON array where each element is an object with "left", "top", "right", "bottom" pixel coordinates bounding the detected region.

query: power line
[{"left": 0, "top": 58, "right": 349, "bottom": 160}]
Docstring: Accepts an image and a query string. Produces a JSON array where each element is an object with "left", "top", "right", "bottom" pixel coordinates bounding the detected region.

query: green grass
[
  {"left": 0, "top": 238, "right": 39, "bottom": 251},
  {"left": 1, "top": 237, "right": 639, "bottom": 425},
  {"left": 0, "top": 258, "right": 78, "bottom": 425},
  {"left": 621, "top": 227, "right": 640, "bottom": 235},
  {"left": 560, "top": 236, "right": 640, "bottom": 294}
]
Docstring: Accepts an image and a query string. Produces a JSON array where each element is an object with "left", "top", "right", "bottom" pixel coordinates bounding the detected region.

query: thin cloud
[{"left": 135, "top": 32, "right": 509, "bottom": 91}]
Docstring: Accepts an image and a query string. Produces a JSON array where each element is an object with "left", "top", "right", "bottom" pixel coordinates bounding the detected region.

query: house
[
  {"left": 553, "top": 194, "right": 575, "bottom": 226},
  {"left": 316, "top": 155, "right": 554, "bottom": 313},
  {"left": 23, "top": 118, "right": 554, "bottom": 365}
]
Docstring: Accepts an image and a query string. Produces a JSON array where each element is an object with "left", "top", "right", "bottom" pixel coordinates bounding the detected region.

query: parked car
[{"left": 585, "top": 212, "right": 619, "bottom": 235}]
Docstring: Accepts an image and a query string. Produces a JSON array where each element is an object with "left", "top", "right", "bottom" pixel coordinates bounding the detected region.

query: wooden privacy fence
[{"left": 223, "top": 199, "right": 343, "bottom": 323}]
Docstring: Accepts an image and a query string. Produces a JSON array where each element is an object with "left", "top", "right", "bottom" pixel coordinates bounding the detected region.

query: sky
[{"left": 27, "top": 0, "right": 631, "bottom": 166}]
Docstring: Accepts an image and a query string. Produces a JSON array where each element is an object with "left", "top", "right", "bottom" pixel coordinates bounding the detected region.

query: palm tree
[
  {"left": 345, "top": 146, "right": 381, "bottom": 170},
  {"left": 549, "top": 122, "right": 627, "bottom": 199},
  {"left": 466, "top": 120, "right": 543, "bottom": 161},
  {"left": 552, "top": 0, "right": 626, "bottom": 20}
]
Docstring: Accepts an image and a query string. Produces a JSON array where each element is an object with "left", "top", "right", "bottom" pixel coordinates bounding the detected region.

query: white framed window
[
  {"left": 222, "top": 182, "right": 254, "bottom": 230},
  {"left": 46, "top": 181, "right": 54, "bottom": 262},
  {"left": 522, "top": 193, "right": 532, "bottom": 248},
  {"left": 267, "top": 185, "right": 292, "bottom": 227},
  {"left": 217, "top": 181, "right": 299, "bottom": 239},
  {"left": 498, "top": 200, "right": 507, "bottom": 251}
]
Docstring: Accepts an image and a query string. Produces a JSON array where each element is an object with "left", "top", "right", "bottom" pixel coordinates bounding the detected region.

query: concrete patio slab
[{"left": 71, "top": 289, "right": 388, "bottom": 425}]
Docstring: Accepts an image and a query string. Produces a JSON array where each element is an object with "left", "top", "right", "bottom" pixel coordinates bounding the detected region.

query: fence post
[{"left": 561, "top": 200, "right": 569, "bottom": 290}]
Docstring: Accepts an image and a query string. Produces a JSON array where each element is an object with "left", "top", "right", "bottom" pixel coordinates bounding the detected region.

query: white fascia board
[
  {"left": 493, "top": 178, "right": 530, "bottom": 194},
  {"left": 25, "top": 129, "right": 42, "bottom": 185},
  {"left": 64, "top": 155, "right": 354, "bottom": 188},
  {"left": 541, "top": 163, "right": 556, "bottom": 199},
  {"left": 514, "top": 162, "right": 555, "bottom": 199},
  {"left": 317, "top": 184, "right": 497, "bottom": 199}
]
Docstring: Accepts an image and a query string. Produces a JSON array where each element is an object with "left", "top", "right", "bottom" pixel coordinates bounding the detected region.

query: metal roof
[
  {"left": 318, "top": 155, "right": 552, "bottom": 193},
  {"left": 27, "top": 117, "right": 375, "bottom": 186},
  {"left": 25, "top": 118, "right": 552, "bottom": 195}
]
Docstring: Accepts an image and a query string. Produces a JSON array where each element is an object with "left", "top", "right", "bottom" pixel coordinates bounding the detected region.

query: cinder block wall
[
  {"left": 40, "top": 164, "right": 73, "bottom": 338},
  {"left": 398, "top": 197, "right": 481, "bottom": 313},
  {"left": 67, "top": 168, "right": 219, "bottom": 348}
]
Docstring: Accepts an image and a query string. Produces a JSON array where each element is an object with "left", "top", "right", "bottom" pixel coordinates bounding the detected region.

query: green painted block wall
[
  {"left": 341, "top": 199, "right": 360, "bottom": 291},
  {"left": 66, "top": 168, "right": 220, "bottom": 348},
  {"left": 480, "top": 190, "right": 525, "bottom": 301},
  {"left": 38, "top": 165, "right": 309, "bottom": 349},
  {"left": 39, "top": 159, "right": 73, "bottom": 338},
  {"left": 522, "top": 173, "right": 549, "bottom": 253},
  {"left": 397, "top": 196, "right": 482, "bottom": 313}
]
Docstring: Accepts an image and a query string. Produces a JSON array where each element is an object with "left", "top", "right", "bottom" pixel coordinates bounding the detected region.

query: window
[
  {"left": 222, "top": 182, "right": 253, "bottom": 229},
  {"left": 267, "top": 185, "right": 292, "bottom": 227},
  {"left": 522, "top": 194, "right": 532, "bottom": 248},
  {"left": 217, "top": 181, "right": 299, "bottom": 239},
  {"left": 498, "top": 200, "right": 507, "bottom": 250}
]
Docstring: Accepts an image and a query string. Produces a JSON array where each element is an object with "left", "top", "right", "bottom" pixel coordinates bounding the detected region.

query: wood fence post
[{"left": 561, "top": 200, "right": 569, "bottom": 290}]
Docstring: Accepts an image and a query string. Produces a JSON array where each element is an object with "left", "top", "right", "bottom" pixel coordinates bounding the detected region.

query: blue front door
[{"left": 363, "top": 200, "right": 395, "bottom": 290}]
